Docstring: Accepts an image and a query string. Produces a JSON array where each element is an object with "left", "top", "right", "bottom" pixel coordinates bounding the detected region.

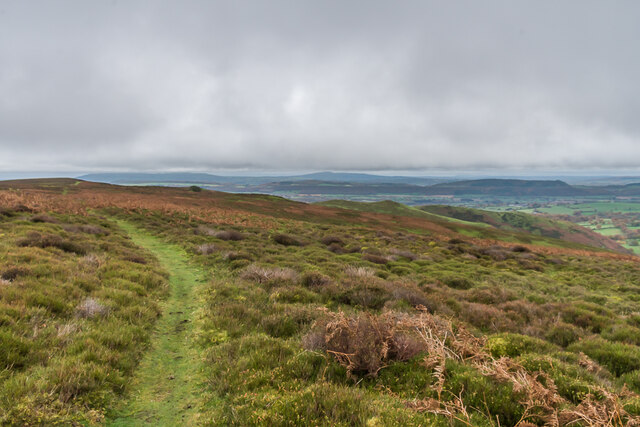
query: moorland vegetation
[{"left": 2, "top": 179, "right": 640, "bottom": 425}]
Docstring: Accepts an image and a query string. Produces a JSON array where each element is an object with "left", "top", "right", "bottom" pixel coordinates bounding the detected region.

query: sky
[{"left": 1, "top": 1, "right": 640, "bottom": 174}]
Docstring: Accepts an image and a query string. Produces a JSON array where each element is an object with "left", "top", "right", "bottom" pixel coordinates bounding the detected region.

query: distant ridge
[
  {"left": 422, "top": 179, "right": 591, "bottom": 196},
  {"left": 78, "top": 172, "right": 449, "bottom": 186},
  {"left": 77, "top": 173, "right": 640, "bottom": 198}
]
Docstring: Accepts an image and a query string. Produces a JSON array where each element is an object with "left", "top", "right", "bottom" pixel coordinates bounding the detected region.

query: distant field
[{"left": 525, "top": 202, "right": 640, "bottom": 216}]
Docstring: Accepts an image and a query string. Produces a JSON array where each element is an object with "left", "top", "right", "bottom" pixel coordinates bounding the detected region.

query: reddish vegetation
[{"left": 0, "top": 178, "right": 637, "bottom": 263}]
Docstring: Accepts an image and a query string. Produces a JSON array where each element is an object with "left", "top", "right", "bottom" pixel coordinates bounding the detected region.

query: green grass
[
  {"left": 107, "top": 221, "right": 209, "bottom": 426},
  {"left": 3, "top": 181, "right": 640, "bottom": 424},
  {"left": 112, "top": 207, "right": 640, "bottom": 424},
  {"left": 0, "top": 211, "right": 167, "bottom": 425}
]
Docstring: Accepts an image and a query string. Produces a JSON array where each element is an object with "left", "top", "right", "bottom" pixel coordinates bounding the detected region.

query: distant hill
[
  {"left": 78, "top": 172, "right": 450, "bottom": 186},
  {"left": 422, "top": 179, "right": 593, "bottom": 196},
  {"left": 79, "top": 174, "right": 635, "bottom": 199}
]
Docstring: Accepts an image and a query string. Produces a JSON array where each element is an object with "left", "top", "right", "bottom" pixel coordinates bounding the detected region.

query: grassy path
[{"left": 107, "top": 221, "right": 207, "bottom": 426}]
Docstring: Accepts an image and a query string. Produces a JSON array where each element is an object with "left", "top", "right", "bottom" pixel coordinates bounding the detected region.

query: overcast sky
[{"left": 1, "top": 1, "right": 639, "bottom": 173}]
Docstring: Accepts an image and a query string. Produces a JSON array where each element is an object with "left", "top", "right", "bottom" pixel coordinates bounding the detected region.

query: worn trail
[{"left": 107, "top": 221, "right": 207, "bottom": 426}]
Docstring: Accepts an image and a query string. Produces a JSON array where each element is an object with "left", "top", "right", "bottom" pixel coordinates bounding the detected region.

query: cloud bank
[{"left": 1, "top": 1, "right": 639, "bottom": 172}]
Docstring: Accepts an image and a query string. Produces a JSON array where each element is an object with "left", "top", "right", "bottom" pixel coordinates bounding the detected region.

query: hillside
[
  {"left": 319, "top": 200, "right": 627, "bottom": 253},
  {"left": 2, "top": 179, "right": 640, "bottom": 425},
  {"left": 420, "top": 204, "right": 627, "bottom": 252}
]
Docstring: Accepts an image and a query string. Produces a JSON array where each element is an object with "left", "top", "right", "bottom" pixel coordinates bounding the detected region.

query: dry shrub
[
  {"left": 321, "top": 235, "right": 344, "bottom": 246},
  {"left": 195, "top": 225, "right": 244, "bottom": 240},
  {"left": 397, "top": 311, "right": 640, "bottom": 426},
  {"left": 80, "top": 254, "right": 103, "bottom": 268},
  {"left": 391, "top": 283, "right": 432, "bottom": 309},
  {"left": 305, "top": 311, "right": 425, "bottom": 376},
  {"left": 75, "top": 297, "right": 108, "bottom": 319},
  {"left": 302, "top": 330, "right": 326, "bottom": 352},
  {"left": 56, "top": 322, "right": 80, "bottom": 344},
  {"left": 499, "top": 300, "right": 550, "bottom": 329},
  {"left": 459, "top": 302, "right": 515, "bottom": 332},
  {"left": 389, "top": 248, "right": 418, "bottom": 261},
  {"left": 194, "top": 225, "right": 217, "bottom": 236},
  {"left": 481, "top": 246, "right": 511, "bottom": 261},
  {"left": 196, "top": 243, "right": 217, "bottom": 255},
  {"left": 344, "top": 266, "right": 376, "bottom": 279},
  {"left": 273, "top": 233, "right": 303, "bottom": 246},
  {"left": 448, "top": 238, "right": 466, "bottom": 244},
  {"left": 467, "top": 286, "right": 517, "bottom": 305},
  {"left": 241, "top": 264, "right": 298, "bottom": 284}
]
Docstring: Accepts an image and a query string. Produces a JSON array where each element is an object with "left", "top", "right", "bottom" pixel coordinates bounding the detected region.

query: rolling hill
[{"left": 1, "top": 179, "right": 640, "bottom": 425}]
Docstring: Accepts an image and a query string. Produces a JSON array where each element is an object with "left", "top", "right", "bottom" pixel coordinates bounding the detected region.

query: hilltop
[{"left": 1, "top": 179, "right": 640, "bottom": 425}]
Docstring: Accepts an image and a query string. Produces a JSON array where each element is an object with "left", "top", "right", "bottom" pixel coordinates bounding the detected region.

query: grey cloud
[{"left": 0, "top": 0, "right": 639, "bottom": 172}]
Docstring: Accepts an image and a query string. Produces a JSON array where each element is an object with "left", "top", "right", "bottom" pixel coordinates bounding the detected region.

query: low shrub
[
  {"left": 485, "top": 333, "right": 556, "bottom": 358},
  {"left": 1, "top": 266, "right": 30, "bottom": 281},
  {"left": 63, "top": 224, "right": 109, "bottom": 235},
  {"left": 337, "top": 281, "right": 392, "bottom": 310},
  {"left": 30, "top": 214, "right": 59, "bottom": 223},
  {"left": 602, "top": 324, "right": 640, "bottom": 346},
  {"left": 363, "top": 253, "right": 390, "bottom": 265},
  {"left": 562, "top": 306, "right": 609, "bottom": 333},
  {"left": 620, "top": 370, "right": 640, "bottom": 393},
  {"left": 241, "top": 264, "right": 298, "bottom": 285},
  {"left": 391, "top": 284, "right": 431, "bottom": 309},
  {"left": 261, "top": 313, "right": 300, "bottom": 338},
  {"left": 270, "top": 285, "right": 319, "bottom": 304},
  {"left": 223, "top": 251, "right": 252, "bottom": 261},
  {"left": 272, "top": 233, "right": 303, "bottom": 246},
  {"left": 442, "top": 276, "right": 474, "bottom": 290},
  {"left": 320, "top": 235, "right": 344, "bottom": 246},
  {"left": 17, "top": 232, "right": 87, "bottom": 255},
  {"left": 213, "top": 230, "right": 244, "bottom": 241},
  {"left": 545, "top": 323, "right": 581, "bottom": 347},
  {"left": 300, "top": 271, "right": 331, "bottom": 288},
  {"left": 568, "top": 338, "right": 640, "bottom": 376},
  {"left": 122, "top": 253, "right": 147, "bottom": 264},
  {"left": 327, "top": 243, "right": 346, "bottom": 254}
]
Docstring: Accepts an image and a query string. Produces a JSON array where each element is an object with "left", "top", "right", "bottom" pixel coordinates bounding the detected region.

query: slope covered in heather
[{"left": 1, "top": 179, "right": 640, "bottom": 425}]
